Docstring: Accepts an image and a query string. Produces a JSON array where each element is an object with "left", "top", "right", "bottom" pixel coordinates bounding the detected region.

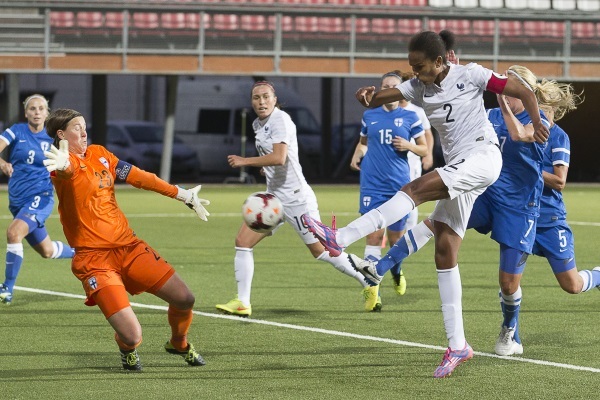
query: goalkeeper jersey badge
[
  {"left": 88, "top": 276, "right": 98, "bottom": 290},
  {"left": 99, "top": 157, "right": 109, "bottom": 169}
]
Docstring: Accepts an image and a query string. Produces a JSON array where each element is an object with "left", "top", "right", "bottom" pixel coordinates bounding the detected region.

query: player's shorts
[
  {"left": 72, "top": 238, "right": 175, "bottom": 315},
  {"left": 276, "top": 187, "right": 320, "bottom": 245},
  {"left": 468, "top": 192, "right": 538, "bottom": 253},
  {"left": 10, "top": 192, "right": 54, "bottom": 227},
  {"left": 532, "top": 222, "right": 575, "bottom": 262},
  {"left": 430, "top": 144, "right": 502, "bottom": 238},
  {"left": 359, "top": 191, "right": 408, "bottom": 232}
]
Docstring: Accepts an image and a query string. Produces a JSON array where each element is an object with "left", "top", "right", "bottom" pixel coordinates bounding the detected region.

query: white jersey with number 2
[{"left": 398, "top": 63, "right": 500, "bottom": 163}]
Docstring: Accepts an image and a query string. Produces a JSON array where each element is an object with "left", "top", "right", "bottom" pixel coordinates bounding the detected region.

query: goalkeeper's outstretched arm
[{"left": 118, "top": 161, "right": 210, "bottom": 221}]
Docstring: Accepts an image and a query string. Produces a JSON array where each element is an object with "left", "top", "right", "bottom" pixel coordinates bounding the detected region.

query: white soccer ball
[{"left": 242, "top": 192, "right": 284, "bottom": 233}]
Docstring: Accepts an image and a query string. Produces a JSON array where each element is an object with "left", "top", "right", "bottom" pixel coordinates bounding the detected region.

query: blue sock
[
  {"left": 5, "top": 244, "right": 24, "bottom": 293},
  {"left": 500, "top": 288, "right": 522, "bottom": 343},
  {"left": 376, "top": 238, "right": 409, "bottom": 276},
  {"left": 52, "top": 241, "right": 75, "bottom": 259},
  {"left": 589, "top": 269, "right": 600, "bottom": 288},
  {"left": 390, "top": 262, "right": 403, "bottom": 277}
]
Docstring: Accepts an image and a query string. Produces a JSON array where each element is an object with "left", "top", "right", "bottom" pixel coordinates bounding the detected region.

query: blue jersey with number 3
[{"left": 1, "top": 123, "right": 54, "bottom": 207}]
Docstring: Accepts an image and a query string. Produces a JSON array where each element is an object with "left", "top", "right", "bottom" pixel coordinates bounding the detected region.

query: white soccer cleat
[
  {"left": 348, "top": 254, "right": 383, "bottom": 285},
  {"left": 495, "top": 326, "right": 524, "bottom": 356}
]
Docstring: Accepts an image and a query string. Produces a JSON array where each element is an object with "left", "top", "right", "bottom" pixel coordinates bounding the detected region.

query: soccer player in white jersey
[
  {"left": 301, "top": 30, "right": 549, "bottom": 378},
  {"left": 216, "top": 81, "right": 374, "bottom": 317},
  {"left": 350, "top": 70, "right": 428, "bottom": 297},
  {"left": 0, "top": 95, "right": 75, "bottom": 305}
]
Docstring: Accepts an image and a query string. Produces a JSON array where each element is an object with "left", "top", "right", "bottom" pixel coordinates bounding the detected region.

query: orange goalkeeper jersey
[{"left": 51, "top": 145, "right": 179, "bottom": 249}]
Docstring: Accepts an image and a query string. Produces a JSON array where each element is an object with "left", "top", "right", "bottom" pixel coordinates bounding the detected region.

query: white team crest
[
  {"left": 394, "top": 118, "right": 404, "bottom": 127},
  {"left": 99, "top": 157, "right": 109, "bottom": 169},
  {"left": 363, "top": 196, "right": 371, "bottom": 207},
  {"left": 88, "top": 276, "right": 98, "bottom": 290}
]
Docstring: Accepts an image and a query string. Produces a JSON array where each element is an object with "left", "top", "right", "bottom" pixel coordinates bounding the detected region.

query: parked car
[{"left": 90, "top": 120, "right": 200, "bottom": 177}]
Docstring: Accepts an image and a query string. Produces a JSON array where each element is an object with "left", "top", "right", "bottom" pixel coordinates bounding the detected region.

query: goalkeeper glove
[
  {"left": 176, "top": 185, "right": 211, "bottom": 221},
  {"left": 43, "top": 140, "right": 71, "bottom": 172}
]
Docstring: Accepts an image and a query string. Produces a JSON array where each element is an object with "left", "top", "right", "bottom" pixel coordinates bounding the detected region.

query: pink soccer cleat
[
  {"left": 433, "top": 344, "right": 473, "bottom": 378},
  {"left": 301, "top": 213, "right": 343, "bottom": 257}
]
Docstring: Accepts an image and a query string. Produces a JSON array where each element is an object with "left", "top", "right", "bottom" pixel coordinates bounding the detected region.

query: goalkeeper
[{"left": 43, "top": 108, "right": 210, "bottom": 372}]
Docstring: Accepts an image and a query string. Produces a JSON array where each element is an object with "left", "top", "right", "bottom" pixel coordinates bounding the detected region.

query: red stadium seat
[
  {"left": 161, "top": 13, "right": 187, "bottom": 30},
  {"left": 524, "top": 21, "right": 563, "bottom": 38},
  {"left": 50, "top": 12, "right": 75, "bottom": 28},
  {"left": 397, "top": 19, "right": 422, "bottom": 35},
  {"left": 295, "top": 16, "right": 320, "bottom": 32},
  {"left": 132, "top": 13, "right": 159, "bottom": 29},
  {"left": 321, "top": 17, "right": 344, "bottom": 33},
  {"left": 105, "top": 12, "right": 126, "bottom": 29},
  {"left": 268, "top": 15, "right": 294, "bottom": 31},
  {"left": 572, "top": 22, "right": 596, "bottom": 38},
  {"left": 241, "top": 15, "right": 267, "bottom": 31},
  {"left": 184, "top": 13, "right": 210, "bottom": 30},
  {"left": 77, "top": 12, "right": 103, "bottom": 28},
  {"left": 381, "top": 0, "right": 428, "bottom": 5},
  {"left": 212, "top": 14, "right": 239, "bottom": 30},
  {"left": 472, "top": 20, "right": 495, "bottom": 36},
  {"left": 327, "top": 0, "right": 353, "bottom": 5},
  {"left": 499, "top": 20, "right": 523, "bottom": 37},
  {"left": 430, "top": 20, "right": 471, "bottom": 36},
  {"left": 353, "top": 0, "right": 380, "bottom": 5},
  {"left": 372, "top": 18, "right": 397, "bottom": 34}
]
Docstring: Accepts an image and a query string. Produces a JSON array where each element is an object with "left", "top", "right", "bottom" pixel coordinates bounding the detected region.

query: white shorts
[
  {"left": 271, "top": 186, "right": 320, "bottom": 245},
  {"left": 430, "top": 144, "right": 502, "bottom": 238}
]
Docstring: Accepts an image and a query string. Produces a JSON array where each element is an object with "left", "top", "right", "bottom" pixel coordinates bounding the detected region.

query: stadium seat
[
  {"left": 528, "top": 0, "right": 551, "bottom": 9},
  {"left": 499, "top": 20, "right": 523, "bottom": 37},
  {"left": 454, "top": 0, "right": 479, "bottom": 7},
  {"left": 380, "top": 0, "right": 428, "bottom": 5},
  {"left": 397, "top": 19, "right": 422, "bottom": 35},
  {"left": 240, "top": 15, "right": 267, "bottom": 31},
  {"left": 294, "top": 16, "right": 320, "bottom": 32},
  {"left": 353, "top": 0, "right": 380, "bottom": 5},
  {"left": 184, "top": 13, "right": 210, "bottom": 30},
  {"left": 132, "top": 13, "right": 159, "bottom": 29},
  {"left": 77, "top": 12, "right": 103, "bottom": 28},
  {"left": 327, "top": 0, "right": 353, "bottom": 5},
  {"left": 552, "top": 0, "right": 576, "bottom": 9},
  {"left": 161, "top": 13, "right": 187, "bottom": 30},
  {"left": 429, "top": 0, "right": 453, "bottom": 6},
  {"left": 480, "top": 0, "right": 504, "bottom": 7},
  {"left": 572, "top": 22, "right": 596, "bottom": 39},
  {"left": 504, "top": 0, "right": 527, "bottom": 8},
  {"left": 524, "top": 21, "right": 563, "bottom": 38},
  {"left": 105, "top": 12, "right": 126, "bottom": 29},
  {"left": 430, "top": 19, "right": 471, "bottom": 36},
  {"left": 268, "top": 15, "right": 293, "bottom": 31},
  {"left": 372, "top": 18, "right": 397, "bottom": 34},
  {"left": 472, "top": 20, "right": 495, "bottom": 36},
  {"left": 577, "top": 0, "right": 600, "bottom": 10},
  {"left": 50, "top": 11, "right": 75, "bottom": 28},
  {"left": 212, "top": 14, "right": 239, "bottom": 30},
  {"left": 348, "top": 17, "right": 371, "bottom": 33}
]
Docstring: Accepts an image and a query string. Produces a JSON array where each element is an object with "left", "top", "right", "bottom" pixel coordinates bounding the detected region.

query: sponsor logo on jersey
[
  {"left": 394, "top": 118, "right": 404, "bottom": 127},
  {"left": 99, "top": 157, "right": 109, "bottom": 169}
]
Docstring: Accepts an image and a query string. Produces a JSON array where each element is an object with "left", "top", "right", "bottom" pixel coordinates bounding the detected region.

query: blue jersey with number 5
[{"left": 1, "top": 123, "right": 54, "bottom": 207}]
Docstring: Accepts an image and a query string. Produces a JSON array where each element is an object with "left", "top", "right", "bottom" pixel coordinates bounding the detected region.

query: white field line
[{"left": 14, "top": 285, "right": 600, "bottom": 374}]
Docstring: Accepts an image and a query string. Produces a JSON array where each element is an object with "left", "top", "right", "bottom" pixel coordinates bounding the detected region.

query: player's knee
[
  {"left": 172, "top": 291, "right": 195, "bottom": 310},
  {"left": 118, "top": 327, "right": 143, "bottom": 348},
  {"left": 559, "top": 280, "right": 581, "bottom": 295},
  {"left": 6, "top": 229, "right": 24, "bottom": 244}
]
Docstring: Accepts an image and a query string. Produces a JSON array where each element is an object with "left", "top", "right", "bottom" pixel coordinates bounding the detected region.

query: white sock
[
  {"left": 406, "top": 221, "right": 435, "bottom": 255},
  {"left": 406, "top": 207, "right": 419, "bottom": 230},
  {"left": 339, "top": 191, "right": 415, "bottom": 248},
  {"left": 234, "top": 247, "right": 254, "bottom": 306},
  {"left": 51, "top": 241, "right": 62, "bottom": 259},
  {"left": 317, "top": 251, "right": 368, "bottom": 288},
  {"left": 7, "top": 243, "right": 23, "bottom": 257},
  {"left": 578, "top": 270, "right": 591, "bottom": 292},
  {"left": 364, "top": 245, "right": 381, "bottom": 260},
  {"left": 437, "top": 265, "right": 466, "bottom": 350}
]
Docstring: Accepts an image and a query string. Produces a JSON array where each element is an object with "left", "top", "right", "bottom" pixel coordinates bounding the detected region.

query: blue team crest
[
  {"left": 394, "top": 118, "right": 404, "bottom": 127},
  {"left": 88, "top": 276, "right": 98, "bottom": 290},
  {"left": 362, "top": 196, "right": 371, "bottom": 207},
  {"left": 99, "top": 157, "right": 109, "bottom": 169}
]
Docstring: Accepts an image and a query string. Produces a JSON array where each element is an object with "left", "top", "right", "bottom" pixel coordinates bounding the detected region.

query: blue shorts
[
  {"left": 467, "top": 193, "right": 537, "bottom": 253},
  {"left": 532, "top": 223, "right": 575, "bottom": 261},
  {"left": 359, "top": 191, "right": 408, "bottom": 232},
  {"left": 10, "top": 193, "right": 54, "bottom": 228}
]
